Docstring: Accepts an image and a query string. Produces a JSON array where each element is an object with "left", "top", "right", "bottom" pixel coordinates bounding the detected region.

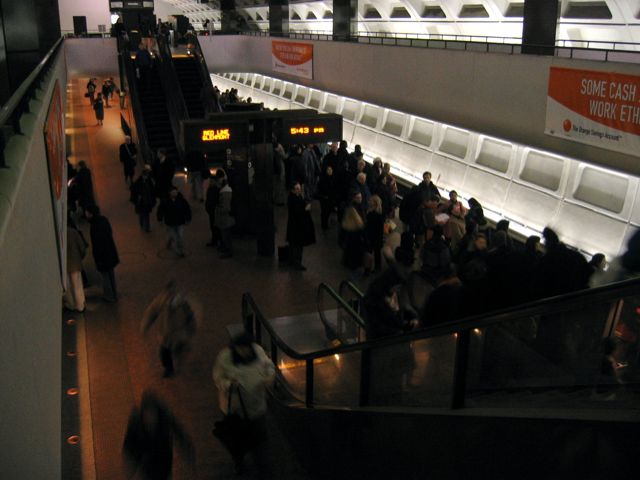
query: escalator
[
  {"left": 172, "top": 57, "right": 205, "bottom": 118},
  {"left": 239, "top": 278, "right": 640, "bottom": 479},
  {"left": 137, "top": 73, "right": 179, "bottom": 162}
]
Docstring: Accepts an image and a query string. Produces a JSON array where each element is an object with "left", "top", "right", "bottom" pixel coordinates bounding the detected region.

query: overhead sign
[
  {"left": 545, "top": 66, "right": 640, "bottom": 156},
  {"left": 281, "top": 114, "right": 343, "bottom": 144},
  {"left": 182, "top": 120, "right": 249, "bottom": 152},
  {"left": 272, "top": 41, "right": 313, "bottom": 80}
]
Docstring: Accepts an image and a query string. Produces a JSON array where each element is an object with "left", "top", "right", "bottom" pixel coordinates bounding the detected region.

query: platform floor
[{"left": 65, "top": 75, "right": 374, "bottom": 479}]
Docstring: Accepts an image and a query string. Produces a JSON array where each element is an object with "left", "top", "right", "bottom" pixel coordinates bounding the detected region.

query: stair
[
  {"left": 173, "top": 57, "right": 205, "bottom": 119},
  {"left": 137, "top": 72, "right": 179, "bottom": 163}
]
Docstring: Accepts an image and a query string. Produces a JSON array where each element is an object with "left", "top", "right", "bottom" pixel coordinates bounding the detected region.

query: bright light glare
[{"left": 110, "top": 14, "right": 120, "bottom": 25}]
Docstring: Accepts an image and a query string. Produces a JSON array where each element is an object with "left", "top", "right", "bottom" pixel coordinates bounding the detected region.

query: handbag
[{"left": 212, "top": 385, "right": 257, "bottom": 456}]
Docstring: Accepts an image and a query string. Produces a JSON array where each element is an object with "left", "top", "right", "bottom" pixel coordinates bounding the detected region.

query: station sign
[
  {"left": 280, "top": 114, "right": 343, "bottom": 144},
  {"left": 182, "top": 120, "right": 249, "bottom": 152}
]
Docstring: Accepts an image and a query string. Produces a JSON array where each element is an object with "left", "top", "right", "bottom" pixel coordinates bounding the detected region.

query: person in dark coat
[
  {"left": 205, "top": 170, "right": 224, "bottom": 247},
  {"left": 317, "top": 165, "right": 338, "bottom": 231},
  {"left": 366, "top": 195, "right": 385, "bottom": 272},
  {"left": 93, "top": 93, "right": 105, "bottom": 126},
  {"left": 157, "top": 187, "right": 191, "bottom": 257},
  {"left": 85, "top": 205, "right": 119, "bottom": 302},
  {"left": 153, "top": 148, "right": 175, "bottom": 199},
  {"left": 130, "top": 165, "right": 156, "bottom": 232},
  {"left": 286, "top": 182, "right": 315, "bottom": 270},
  {"left": 418, "top": 171, "right": 442, "bottom": 202},
  {"left": 119, "top": 135, "right": 138, "bottom": 186},
  {"left": 123, "top": 390, "right": 194, "bottom": 480},
  {"left": 74, "top": 161, "right": 95, "bottom": 215},
  {"left": 341, "top": 192, "right": 367, "bottom": 273}
]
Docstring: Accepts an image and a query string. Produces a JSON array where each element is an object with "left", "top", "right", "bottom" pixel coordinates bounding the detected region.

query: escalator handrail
[
  {"left": 243, "top": 275, "right": 640, "bottom": 363},
  {"left": 119, "top": 39, "right": 154, "bottom": 166},
  {"left": 316, "top": 282, "right": 367, "bottom": 337},
  {"left": 338, "top": 280, "right": 365, "bottom": 302},
  {"left": 193, "top": 35, "right": 215, "bottom": 100}
]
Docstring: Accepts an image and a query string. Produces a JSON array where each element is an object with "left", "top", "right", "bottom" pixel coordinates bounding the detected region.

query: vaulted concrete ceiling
[{"left": 163, "top": 1, "right": 640, "bottom": 45}]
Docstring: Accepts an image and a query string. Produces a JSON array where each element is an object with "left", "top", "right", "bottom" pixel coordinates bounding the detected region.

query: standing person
[
  {"left": 130, "top": 165, "right": 156, "bottom": 232},
  {"left": 317, "top": 165, "right": 338, "bottom": 231},
  {"left": 366, "top": 195, "right": 385, "bottom": 273},
  {"left": 153, "top": 148, "right": 175, "bottom": 199},
  {"left": 135, "top": 43, "right": 152, "bottom": 90},
  {"left": 215, "top": 172, "right": 235, "bottom": 259},
  {"left": 185, "top": 150, "right": 205, "bottom": 203},
  {"left": 205, "top": 169, "right": 224, "bottom": 247},
  {"left": 119, "top": 135, "right": 138, "bottom": 186},
  {"left": 101, "top": 80, "right": 111, "bottom": 108},
  {"left": 73, "top": 160, "right": 95, "bottom": 216},
  {"left": 342, "top": 192, "right": 367, "bottom": 275},
  {"left": 286, "top": 182, "right": 315, "bottom": 271},
  {"left": 86, "top": 77, "right": 97, "bottom": 105},
  {"left": 64, "top": 222, "right": 87, "bottom": 313},
  {"left": 85, "top": 205, "right": 119, "bottom": 302},
  {"left": 213, "top": 332, "right": 275, "bottom": 474},
  {"left": 157, "top": 186, "right": 191, "bottom": 257},
  {"left": 123, "top": 390, "right": 194, "bottom": 480},
  {"left": 142, "top": 281, "right": 200, "bottom": 377},
  {"left": 93, "top": 93, "right": 105, "bottom": 126}
]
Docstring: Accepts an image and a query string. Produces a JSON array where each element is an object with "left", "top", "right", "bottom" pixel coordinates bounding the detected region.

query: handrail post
[
  {"left": 305, "top": 359, "right": 314, "bottom": 407},
  {"left": 451, "top": 330, "right": 471, "bottom": 409},
  {"left": 359, "top": 348, "right": 371, "bottom": 407}
]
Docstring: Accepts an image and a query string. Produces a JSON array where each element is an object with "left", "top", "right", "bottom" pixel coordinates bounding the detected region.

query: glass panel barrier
[
  {"left": 276, "top": 347, "right": 307, "bottom": 402},
  {"left": 465, "top": 297, "right": 629, "bottom": 409},
  {"left": 369, "top": 335, "right": 456, "bottom": 408},
  {"left": 313, "top": 350, "right": 362, "bottom": 407},
  {"left": 317, "top": 284, "right": 365, "bottom": 345}
]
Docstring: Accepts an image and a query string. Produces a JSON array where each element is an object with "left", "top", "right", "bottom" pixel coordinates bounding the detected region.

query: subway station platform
[{"left": 64, "top": 73, "right": 365, "bottom": 479}]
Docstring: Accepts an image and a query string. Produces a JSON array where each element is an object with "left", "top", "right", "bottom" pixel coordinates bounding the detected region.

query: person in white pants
[{"left": 64, "top": 225, "right": 87, "bottom": 313}]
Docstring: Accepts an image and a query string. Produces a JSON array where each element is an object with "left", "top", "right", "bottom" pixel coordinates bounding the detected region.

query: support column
[
  {"left": 333, "top": 0, "right": 358, "bottom": 42},
  {"left": 221, "top": 0, "right": 236, "bottom": 34},
  {"left": 522, "top": 0, "right": 559, "bottom": 55},
  {"left": 269, "top": 0, "right": 289, "bottom": 37}
]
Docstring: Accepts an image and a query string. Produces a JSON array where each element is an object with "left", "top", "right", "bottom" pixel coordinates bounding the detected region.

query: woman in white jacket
[{"left": 213, "top": 332, "right": 275, "bottom": 473}]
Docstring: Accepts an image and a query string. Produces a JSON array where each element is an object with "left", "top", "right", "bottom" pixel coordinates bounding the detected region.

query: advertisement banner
[
  {"left": 44, "top": 80, "right": 67, "bottom": 284},
  {"left": 271, "top": 40, "right": 313, "bottom": 79},
  {"left": 545, "top": 66, "right": 640, "bottom": 156}
]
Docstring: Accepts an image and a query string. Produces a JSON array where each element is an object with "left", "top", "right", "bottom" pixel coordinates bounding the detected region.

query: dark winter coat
[
  {"left": 205, "top": 180, "right": 221, "bottom": 216},
  {"left": 286, "top": 193, "right": 315, "bottom": 247},
  {"left": 120, "top": 142, "right": 137, "bottom": 177},
  {"left": 366, "top": 211, "right": 385, "bottom": 250},
  {"left": 89, "top": 215, "right": 119, "bottom": 272},
  {"left": 131, "top": 174, "right": 156, "bottom": 214},
  {"left": 157, "top": 194, "right": 191, "bottom": 226},
  {"left": 74, "top": 167, "right": 95, "bottom": 209},
  {"left": 154, "top": 159, "right": 175, "bottom": 198}
]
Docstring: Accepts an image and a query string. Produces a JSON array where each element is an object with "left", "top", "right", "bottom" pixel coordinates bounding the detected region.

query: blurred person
[
  {"left": 73, "top": 160, "right": 95, "bottom": 216},
  {"left": 86, "top": 77, "right": 97, "bottom": 105},
  {"left": 142, "top": 281, "right": 200, "bottom": 378},
  {"left": 101, "top": 80, "right": 111, "bottom": 108},
  {"left": 123, "top": 390, "right": 194, "bottom": 479},
  {"left": 153, "top": 148, "right": 175, "bottom": 199},
  {"left": 157, "top": 186, "right": 191, "bottom": 257},
  {"left": 212, "top": 332, "right": 275, "bottom": 474},
  {"left": 185, "top": 150, "right": 205, "bottom": 202},
  {"left": 85, "top": 205, "right": 119, "bottom": 302},
  {"left": 93, "top": 92, "right": 104, "bottom": 126},
  {"left": 592, "top": 229, "right": 640, "bottom": 287},
  {"left": 341, "top": 192, "right": 367, "bottom": 275},
  {"left": 63, "top": 221, "right": 87, "bottom": 313},
  {"left": 130, "top": 165, "right": 156, "bottom": 232},
  {"left": 366, "top": 195, "right": 385, "bottom": 273},
  {"left": 286, "top": 182, "right": 315, "bottom": 270},
  {"left": 119, "top": 135, "right": 137, "bottom": 186},
  {"left": 205, "top": 169, "right": 224, "bottom": 247},
  {"left": 215, "top": 171, "right": 235, "bottom": 259},
  {"left": 317, "top": 165, "right": 338, "bottom": 231}
]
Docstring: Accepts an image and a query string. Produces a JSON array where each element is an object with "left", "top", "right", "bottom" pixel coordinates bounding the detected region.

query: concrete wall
[
  {"left": 58, "top": 0, "right": 111, "bottom": 34},
  {"left": 65, "top": 38, "right": 119, "bottom": 78},
  {"left": 199, "top": 35, "right": 640, "bottom": 177},
  {"left": 0, "top": 46, "right": 67, "bottom": 478}
]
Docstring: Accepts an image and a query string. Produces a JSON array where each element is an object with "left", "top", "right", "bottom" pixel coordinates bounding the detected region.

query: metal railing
[
  {"left": 316, "top": 282, "right": 366, "bottom": 345},
  {"left": 0, "top": 37, "right": 63, "bottom": 167},
  {"left": 242, "top": 276, "right": 640, "bottom": 410}
]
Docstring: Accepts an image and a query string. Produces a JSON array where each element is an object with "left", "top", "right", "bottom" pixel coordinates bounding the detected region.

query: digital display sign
[
  {"left": 281, "top": 114, "right": 342, "bottom": 144},
  {"left": 202, "top": 128, "right": 231, "bottom": 141}
]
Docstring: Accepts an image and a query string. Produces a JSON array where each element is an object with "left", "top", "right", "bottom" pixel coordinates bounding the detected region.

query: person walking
[
  {"left": 73, "top": 160, "right": 95, "bottom": 216},
  {"left": 213, "top": 332, "right": 275, "bottom": 474},
  {"left": 85, "top": 205, "right": 119, "bottom": 302},
  {"left": 185, "top": 150, "right": 205, "bottom": 203},
  {"left": 142, "top": 281, "right": 200, "bottom": 378},
  {"left": 93, "top": 93, "right": 105, "bottom": 126},
  {"left": 130, "top": 165, "right": 156, "bottom": 232},
  {"left": 215, "top": 172, "right": 235, "bottom": 259},
  {"left": 157, "top": 186, "right": 191, "bottom": 257},
  {"left": 123, "top": 390, "right": 194, "bottom": 480},
  {"left": 63, "top": 222, "right": 87, "bottom": 313},
  {"left": 101, "top": 80, "right": 111, "bottom": 108},
  {"left": 119, "top": 135, "right": 138, "bottom": 186},
  {"left": 153, "top": 148, "right": 175, "bottom": 199},
  {"left": 86, "top": 77, "right": 97, "bottom": 106},
  {"left": 286, "top": 182, "right": 315, "bottom": 270},
  {"left": 205, "top": 169, "right": 224, "bottom": 247}
]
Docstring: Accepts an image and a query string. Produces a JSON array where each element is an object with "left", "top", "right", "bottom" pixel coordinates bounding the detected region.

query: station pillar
[
  {"left": 333, "top": 0, "right": 358, "bottom": 42},
  {"left": 269, "top": 0, "right": 289, "bottom": 37},
  {"left": 221, "top": 0, "right": 236, "bottom": 34},
  {"left": 522, "top": 0, "right": 559, "bottom": 55}
]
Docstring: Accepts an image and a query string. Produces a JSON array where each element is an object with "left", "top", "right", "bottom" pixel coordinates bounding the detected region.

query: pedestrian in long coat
[
  {"left": 86, "top": 205, "right": 119, "bottom": 302},
  {"left": 286, "top": 182, "right": 315, "bottom": 270},
  {"left": 119, "top": 136, "right": 138, "bottom": 186}
]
